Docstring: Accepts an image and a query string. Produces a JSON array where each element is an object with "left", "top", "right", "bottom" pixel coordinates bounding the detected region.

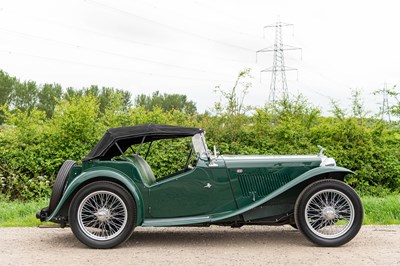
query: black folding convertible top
[{"left": 83, "top": 124, "right": 204, "bottom": 161}]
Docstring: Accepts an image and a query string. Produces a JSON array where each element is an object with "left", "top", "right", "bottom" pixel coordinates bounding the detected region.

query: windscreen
[{"left": 192, "top": 133, "right": 208, "bottom": 158}]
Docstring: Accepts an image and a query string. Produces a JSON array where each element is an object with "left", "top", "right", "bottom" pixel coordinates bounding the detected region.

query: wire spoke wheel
[
  {"left": 69, "top": 181, "right": 136, "bottom": 249},
  {"left": 305, "top": 189, "right": 354, "bottom": 239},
  {"left": 295, "top": 179, "right": 363, "bottom": 247},
  {"left": 78, "top": 191, "right": 128, "bottom": 241}
]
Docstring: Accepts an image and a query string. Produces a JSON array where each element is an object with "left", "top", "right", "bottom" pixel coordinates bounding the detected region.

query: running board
[{"left": 142, "top": 215, "right": 211, "bottom": 227}]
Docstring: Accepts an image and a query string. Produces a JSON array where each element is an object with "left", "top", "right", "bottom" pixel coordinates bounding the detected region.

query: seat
[{"left": 130, "top": 155, "right": 156, "bottom": 186}]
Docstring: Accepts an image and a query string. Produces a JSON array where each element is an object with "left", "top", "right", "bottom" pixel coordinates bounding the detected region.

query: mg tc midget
[{"left": 37, "top": 124, "right": 363, "bottom": 248}]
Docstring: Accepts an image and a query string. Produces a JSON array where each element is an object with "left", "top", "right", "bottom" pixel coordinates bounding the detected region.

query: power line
[
  {"left": 58, "top": 20, "right": 252, "bottom": 63},
  {"left": 137, "top": 0, "right": 263, "bottom": 41},
  {"left": 83, "top": 0, "right": 255, "bottom": 52},
  {"left": 0, "top": 49, "right": 234, "bottom": 83},
  {"left": 5, "top": 14, "right": 253, "bottom": 65},
  {"left": 1, "top": 6, "right": 255, "bottom": 64},
  {"left": 0, "top": 27, "right": 232, "bottom": 76}
]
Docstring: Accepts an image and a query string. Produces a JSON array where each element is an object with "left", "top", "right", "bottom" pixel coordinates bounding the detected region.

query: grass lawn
[
  {"left": 0, "top": 198, "right": 51, "bottom": 227},
  {"left": 362, "top": 194, "right": 400, "bottom": 224},
  {"left": 0, "top": 195, "right": 399, "bottom": 227}
]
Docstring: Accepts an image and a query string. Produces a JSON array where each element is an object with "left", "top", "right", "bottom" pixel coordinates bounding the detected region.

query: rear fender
[
  {"left": 211, "top": 166, "right": 354, "bottom": 222},
  {"left": 47, "top": 168, "right": 144, "bottom": 225}
]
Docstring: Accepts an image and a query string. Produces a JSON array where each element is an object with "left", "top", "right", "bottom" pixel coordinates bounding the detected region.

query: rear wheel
[
  {"left": 69, "top": 181, "right": 136, "bottom": 249},
  {"left": 294, "top": 179, "right": 363, "bottom": 247}
]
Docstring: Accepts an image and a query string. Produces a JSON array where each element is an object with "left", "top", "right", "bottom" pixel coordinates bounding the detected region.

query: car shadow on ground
[
  {"left": 46, "top": 226, "right": 311, "bottom": 249},
  {"left": 122, "top": 226, "right": 310, "bottom": 248}
]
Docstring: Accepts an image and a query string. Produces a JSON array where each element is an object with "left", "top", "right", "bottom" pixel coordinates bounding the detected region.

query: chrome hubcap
[
  {"left": 94, "top": 208, "right": 112, "bottom": 222},
  {"left": 322, "top": 206, "right": 336, "bottom": 221}
]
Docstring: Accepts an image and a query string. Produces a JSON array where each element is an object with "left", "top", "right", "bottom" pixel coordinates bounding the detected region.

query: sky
[{"left": 0, "top": 0, "right": 399, "bottom": 115}]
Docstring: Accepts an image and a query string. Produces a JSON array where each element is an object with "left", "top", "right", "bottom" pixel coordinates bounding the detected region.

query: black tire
[
  {"left": 290, "top": 223, "right": 298, "bottom": 229},
  {"left": 294, "top": 179, "right": 363, "bottom": 247},
  {"left": 48, "top": 160, "right": 76, "bottom": 214},
  {"left": 69, "top": 181, "right": 136, "bottom": 249}
]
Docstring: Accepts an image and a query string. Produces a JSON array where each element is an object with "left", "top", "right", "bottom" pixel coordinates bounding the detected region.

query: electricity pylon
[
  {"left": 256, "top": 18, "right": 301, "bottom": 104},
  {"left": 375, "top": 83, "right": 393, "bottom": 122},
  {"left": 382, "top": 83, "right": 391, "bottom": 122}
]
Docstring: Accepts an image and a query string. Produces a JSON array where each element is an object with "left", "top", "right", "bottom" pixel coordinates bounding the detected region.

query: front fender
[
  {"left": 47, "top": 168, "right": 144, "bottom": 225},
  {"left": 211, "top": 166, "right": 354, "bottom": 222}
]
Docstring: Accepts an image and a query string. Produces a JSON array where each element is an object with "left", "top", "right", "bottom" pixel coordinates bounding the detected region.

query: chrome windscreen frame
[{"left": 192, "top": 133, "right": 209, "bottom": 159}]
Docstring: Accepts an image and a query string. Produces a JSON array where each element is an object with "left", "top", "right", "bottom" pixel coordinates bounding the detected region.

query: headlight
[{"left": 320, "top": 157, "right": 336, "bottom": 167}]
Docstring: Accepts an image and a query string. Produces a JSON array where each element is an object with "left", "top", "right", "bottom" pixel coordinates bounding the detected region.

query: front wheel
[
  {"left": 69, "top": 181, "right": 136, "bottom": 249},
  {"left": 294, "top": 179, "right": 363, "bottom": 247}
]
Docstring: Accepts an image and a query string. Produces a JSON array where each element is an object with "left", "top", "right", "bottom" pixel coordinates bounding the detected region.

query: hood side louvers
[{"left": 238, "top": 173, "right": 292, "bottom": 198}]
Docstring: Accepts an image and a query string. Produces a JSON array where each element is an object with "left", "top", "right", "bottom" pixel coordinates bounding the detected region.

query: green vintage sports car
[{"left": 37, "top": 124, "right": 363, "bottom": 248}]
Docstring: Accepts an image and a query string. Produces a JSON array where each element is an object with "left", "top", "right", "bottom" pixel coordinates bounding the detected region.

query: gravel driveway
[{"left": 1, "top": 225, "right": 399, "bottom": 265}]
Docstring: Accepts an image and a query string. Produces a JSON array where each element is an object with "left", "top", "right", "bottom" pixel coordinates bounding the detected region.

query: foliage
[
  {"left": 0, "top": 70, "right": 132, "bottom": 120},
  {"left": 37, "top": 83, "right": 62, "bottom": 118},
  {"left": 208, "top": 68, "right": 253, "bottom": 148},
  {"left": 0, "top": 70, "right": 16, "bottom": 108},
  {"left": 0, "top": 95, "right": 103, "bottom": 200},
  {"left": 213, "top": 68, "right": 252, "bottom": 117},
  {"left": 1, "top": 69, "right": 400, "bottom": 200},
  {"left": 135, "top": 90, "right": 197, "bottom": 115},
  {"left": 133, "top": 137, "right": 194, "bottom": 178}
]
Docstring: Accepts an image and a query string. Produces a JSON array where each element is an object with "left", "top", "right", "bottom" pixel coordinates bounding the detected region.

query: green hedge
[{"left": 1, "top": 94, "right": 399, "bottom": 200}]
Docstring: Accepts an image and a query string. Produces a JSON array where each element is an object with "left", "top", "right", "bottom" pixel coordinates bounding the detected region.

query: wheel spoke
[
  {"left": 305, "top": 188, "right": 355, "bottom": 239},
  {"left": 77, "top": 190, "right": 128, "bottom": 241}
]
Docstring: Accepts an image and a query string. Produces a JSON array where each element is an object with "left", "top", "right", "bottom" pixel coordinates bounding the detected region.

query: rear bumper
[{"left": 36, "top": 206, "right": 68, "bottom": 227}]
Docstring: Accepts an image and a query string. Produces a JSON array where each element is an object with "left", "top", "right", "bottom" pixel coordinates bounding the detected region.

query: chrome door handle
[{"left": 204, "top": 183, "right": 212, "bottom": 188}]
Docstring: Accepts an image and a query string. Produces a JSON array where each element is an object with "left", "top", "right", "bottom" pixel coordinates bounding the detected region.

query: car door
[{"left": 148, "top": 160, "right": 237, "bottom": 218}]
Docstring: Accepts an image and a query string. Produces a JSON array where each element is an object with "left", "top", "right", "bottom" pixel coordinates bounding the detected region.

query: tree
[
  {"left": 0, "top": 70, "right": 16, "bottom": 107},
  {"left": 350, "top": 89, "right": 368, "bottom": 119},
  {"left": 213, "top": 68, "right": 252, "bottom": 116},
  {"left": 62, "top": 86, "right": 132, "bottom": 114},
  {"left": 37, "top": 83, "right": 63, "bottom": 118},
  {"left": 0, "top": 70, "right": 17, "bottom": 124},
  {"left": 10, "top": 80, "right": 38, "bottom": 112},
  {"left": 98, "top": 87, "right": 132, "bottom": 113},
  {"left": 208, "top": 68, "right": 253, "bottom": 147},
  {"left": 135, "top": 91, "right": 197, "bottom": 114},
  {"left": 63, "top": 87, "right": 83, "bottom": 101}
]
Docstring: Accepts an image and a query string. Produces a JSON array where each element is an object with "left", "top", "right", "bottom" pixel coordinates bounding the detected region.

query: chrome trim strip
[{"left": 222, "top": 155, "right": 320, "bottom": 160}]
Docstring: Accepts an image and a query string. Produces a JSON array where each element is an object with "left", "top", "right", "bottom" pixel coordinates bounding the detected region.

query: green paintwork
[
  {"left": 211, "top": 165, "right": 353, "bottom": 221},
  {"left": 148, "top": 158, "right": 236, "bottom": 218},
  {"left": 141, "top": 163, "right": 353, "bottom": 226},
  {"left": 223, "top": 155, "right": 322, "bottom": 208},
  {"left": 48, "top": 166, "right": 145, "bottom": 225},
  {"left": 47, "top": 152, "right": 353, "bottom": 227}
]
